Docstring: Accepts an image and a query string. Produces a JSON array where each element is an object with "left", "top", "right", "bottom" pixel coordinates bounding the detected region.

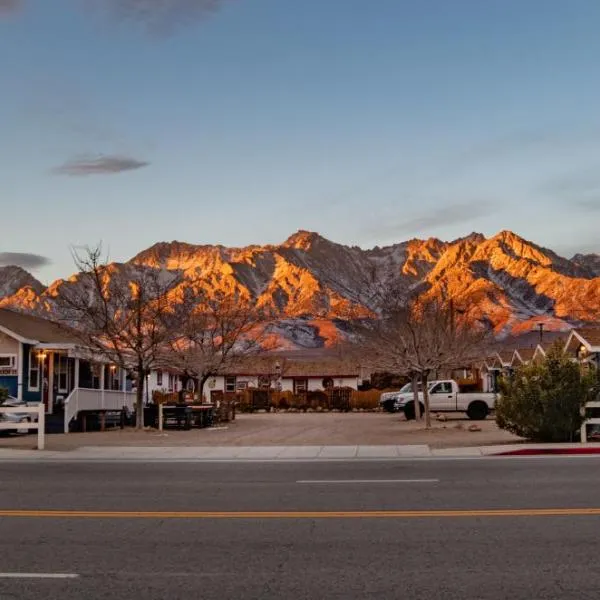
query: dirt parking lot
[{"left": 0, "top": 412, "right": 521, "bottom": 451}]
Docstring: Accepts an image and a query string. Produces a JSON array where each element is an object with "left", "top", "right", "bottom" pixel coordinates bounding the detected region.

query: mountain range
[{"left": 1, "top": 230, "right": 599, "bottom": 350}]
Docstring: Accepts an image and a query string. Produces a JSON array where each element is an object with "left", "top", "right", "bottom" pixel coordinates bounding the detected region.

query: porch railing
[{"left": 64, "top": 387, "right": 137, "bottom": 434}]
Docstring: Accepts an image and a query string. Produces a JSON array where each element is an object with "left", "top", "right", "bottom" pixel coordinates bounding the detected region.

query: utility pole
[{"left": 535, "top": 323, "right": 545, "bottom": 345}]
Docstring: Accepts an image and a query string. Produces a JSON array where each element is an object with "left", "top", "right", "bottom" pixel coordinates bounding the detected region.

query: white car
[
  {"left": 0, "top": 396, "right": 38, "bottom": 434},
  {"left": 379, "top": 382, "right": 428, "bottom": 413}
]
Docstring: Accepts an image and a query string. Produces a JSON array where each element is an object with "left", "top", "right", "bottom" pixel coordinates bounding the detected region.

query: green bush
[{"left": 495, "top": 344, "right": 597, "bottom": 442}]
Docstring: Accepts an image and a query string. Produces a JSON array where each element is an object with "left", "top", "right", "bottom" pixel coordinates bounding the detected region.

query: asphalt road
[{"left": 2, "top": 458, "right": 600, "bottom": 599}]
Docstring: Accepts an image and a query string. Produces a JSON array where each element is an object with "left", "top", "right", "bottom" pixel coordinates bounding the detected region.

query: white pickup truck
[{"left": 379, "top": 380, "right": 495, "bottom": 421}]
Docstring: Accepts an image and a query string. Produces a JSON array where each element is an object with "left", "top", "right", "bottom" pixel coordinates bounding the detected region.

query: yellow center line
[{"left": 1, "top": 508, "right": 600, "bottom": 519}]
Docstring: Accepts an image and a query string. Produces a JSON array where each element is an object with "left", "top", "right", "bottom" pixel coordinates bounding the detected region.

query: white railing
[
  {"left": 0, "top": 404, "right": 45, "bottom": 450},
  {"left": 581, "top": 400, "right": 600, "bottom": 443},
  {"left": 64, "top": 388, "right": 137, "bottom": 434}
]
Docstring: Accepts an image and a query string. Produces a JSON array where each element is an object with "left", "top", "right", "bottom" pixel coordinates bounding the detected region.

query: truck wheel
[
  {"left": 467, "top": 401, "right": 489, "bottom": 421},
  {"left": 382, "top": 399, "right": 396, "bottom": 413},
  {"left": 404, "top": 402, "right": 415, "bottom": 421}
]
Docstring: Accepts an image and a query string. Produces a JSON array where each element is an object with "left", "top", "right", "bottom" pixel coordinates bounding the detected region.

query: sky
[{"left": 2, "top": 0, "right": 600, "bottom": 283}]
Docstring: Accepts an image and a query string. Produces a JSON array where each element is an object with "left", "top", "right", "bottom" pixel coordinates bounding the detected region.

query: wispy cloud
[
  {"left": 90, "top": 0, "right": 230, "bottom": 35},
  {"left": 375, "top": 201, "right": 493, "bottom": 236},
  {"left": 0, "top": 0, "right": 21, "bottom": 17},
  {"left": 53, "top": 154, "right": 149, "bottom": 176},
  {"left": 574, "top": 199, "right": 600, "bottom": 212},
  {"left": 539, "top": 167, "right": 600, "bottom": 203},
  {"left": 0, "top": 252, "right": 52, "bottom": 270}
]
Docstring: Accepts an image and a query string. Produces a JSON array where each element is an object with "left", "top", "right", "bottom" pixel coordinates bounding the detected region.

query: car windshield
[{"left": 399, "top": 383, "right": 423, "bottom": 393}]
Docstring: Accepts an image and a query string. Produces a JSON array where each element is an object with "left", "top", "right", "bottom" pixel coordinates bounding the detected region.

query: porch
[{"left": 21, "top": 347, "right": 137, "bottom": 433}]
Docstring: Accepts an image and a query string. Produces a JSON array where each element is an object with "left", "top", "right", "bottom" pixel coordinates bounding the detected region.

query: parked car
[
  {"left": 392, "top": 380, "right": 496, "bottom": 421},
  {"left": 0, "top": 396, "right": 38, "bottom": 434},
  {"left": 379, "top": 382, "right": 427, "bottom": 413}
]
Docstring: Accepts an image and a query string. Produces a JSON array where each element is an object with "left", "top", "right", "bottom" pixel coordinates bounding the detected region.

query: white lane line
[
  {"left": 296, "top": 479, "right": 439, "bottom": 484},
  {"left": 0, "top": 573, "right": 79, "bottom": 579}
]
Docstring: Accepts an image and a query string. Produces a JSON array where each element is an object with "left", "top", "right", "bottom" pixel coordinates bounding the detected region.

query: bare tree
[
  {"left": 166, "top": 291, "right": 268, "bottom": 403},
  {"left": 56, "top": 244, "right": 183, "bottom": 429},
  {"left": 355, "top": 294, "right": 490, "bottom": 428}
]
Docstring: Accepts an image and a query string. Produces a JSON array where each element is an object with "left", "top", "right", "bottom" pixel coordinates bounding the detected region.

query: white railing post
[
  {"left": 100, "top": 366, "right": 105, "bottom": 410},
  {"left": 0, "top": 406, "right": 45, "bottom": 449},
  {"left": 63, "top": 388, "right": 78, "bottom": 434},
  {"left": 37, "top": 403, "right": 45, "bottom": 450},
  {"left": 159, "top": 402, "right": 163, "bottom": 432}
]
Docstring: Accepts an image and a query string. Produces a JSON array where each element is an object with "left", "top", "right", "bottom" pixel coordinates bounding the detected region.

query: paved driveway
[{"left": 0, "top": 412, "right": 520, "bottom": 451}]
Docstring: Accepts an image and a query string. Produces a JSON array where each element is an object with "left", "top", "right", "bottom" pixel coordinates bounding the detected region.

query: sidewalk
[{"left": 1, "top": 443, "right": 599, "bottom": 461}]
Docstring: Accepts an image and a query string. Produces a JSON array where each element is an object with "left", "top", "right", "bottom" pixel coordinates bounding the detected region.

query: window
[
  {"left": 56, "top": 355, "right": 70, "bottom": 393},
  {"left": 28, "top": 349, "right": 40, "bottom": 391},
  {"left": 431, "top": 382, "right": 452, "bottom": 394},
  {"left": 294, "top": 378, "right": 308, "bottom": 394},
  {"left": 0, "top": 355, "right": 17, "bottom": 376},
  {"left": 225, "top": 376, "right": 236, "bottom": 393},
  {"left": 322, "top": 377, "right": 334, "bottom": 389},
  {"left": 258, "top": 375, "right": 271, "bottom": 389},
  {"left": 107, "top": 365, "right": 120, "bottom": 390},
  {"left": 168, "top": 373, "right": 177, "bottom": 392},
  {"left": 156, "top": 371, "right": 163, "bottom": 386}
]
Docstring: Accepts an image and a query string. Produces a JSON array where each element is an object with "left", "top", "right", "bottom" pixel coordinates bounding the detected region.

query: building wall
[
  {"left": 0, "top": 331, "right": 18, "bottom": 354},
  {"left": 209, "top": 374, "right": 360, "bottom": 394},
  {"left": 207, "top": 375, "right": 225, "bottom": 395},
  {"left": 146, "top": 370, "right": 183, "bottom": 397},
  {"left": 306, "top": 377, "right": 358, "bottom": 391},
  {"left": 0, "top": 332, "right": 19, "bottom": 397}
]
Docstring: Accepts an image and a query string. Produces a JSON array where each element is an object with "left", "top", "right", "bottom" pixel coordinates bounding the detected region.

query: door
[{"left": 428, "top": 381, "right": 455, "bottom": 411}]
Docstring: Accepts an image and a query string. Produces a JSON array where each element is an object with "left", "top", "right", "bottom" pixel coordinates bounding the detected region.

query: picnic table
[{"left": 145, "top": 403, "right": 214, "bottom": 430}]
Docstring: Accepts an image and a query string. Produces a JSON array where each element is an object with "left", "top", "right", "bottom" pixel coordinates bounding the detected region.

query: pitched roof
[
  {"left": 514, "top": 347, "right": 536, "bottom": 363},
  {"left": 220, "top": 356, "right": 361, "bottom": 377},
  {"left": 496, "top": 350, "right": 514, "bottom": 365},
  {"left": 0, "top": 309, "right": 80, "bottom": 345},
  {"left": 572, "top": 328, "right": 600, "bottom": 351}
]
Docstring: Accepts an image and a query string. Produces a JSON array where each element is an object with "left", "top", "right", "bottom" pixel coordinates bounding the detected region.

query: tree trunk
[
  {"left": 420, "top": 371, "right": 432, "bottom": 429},
  {"left": 411, "top": 373, "right": 421, "bottom": 421},
  {"left": 199, "top": 374, "right": 210, "bottom": 405},
  {"left": 135, "top": 366, "right": 145, "bottom": 430}
]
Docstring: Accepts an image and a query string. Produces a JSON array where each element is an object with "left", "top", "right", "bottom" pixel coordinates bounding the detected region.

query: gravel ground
[{"left": 0, "top": 411, "right": 520, "bottom": 451}]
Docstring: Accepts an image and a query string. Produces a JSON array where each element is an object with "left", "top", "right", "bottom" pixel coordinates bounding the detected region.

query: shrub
[
  {"left": 0, "top": 387, "right": 7, "bottom": 404},
  {"left": 307, "top": 390, "right": 328, "bottom": 409},
  {"left": 495, "top": 344, "right": 597, "bottom": 442}
]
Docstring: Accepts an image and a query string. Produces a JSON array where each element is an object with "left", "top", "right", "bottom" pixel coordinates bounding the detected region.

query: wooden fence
[
  {"left": 153, "top": 387, "right": 395, "bottom": 413},
  {"left": 234, "top": 388, "right": 390, "bottom": 412}
]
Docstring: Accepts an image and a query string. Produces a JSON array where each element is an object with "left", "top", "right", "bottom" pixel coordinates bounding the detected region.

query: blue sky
[{"left": 2, "top": 0, "right": 600, "bottom": 283}]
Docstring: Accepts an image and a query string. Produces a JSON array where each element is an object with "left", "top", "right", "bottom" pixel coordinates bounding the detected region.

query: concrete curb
[{"left": 1, "top": 443, "right": 600, "bottom": 461}]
